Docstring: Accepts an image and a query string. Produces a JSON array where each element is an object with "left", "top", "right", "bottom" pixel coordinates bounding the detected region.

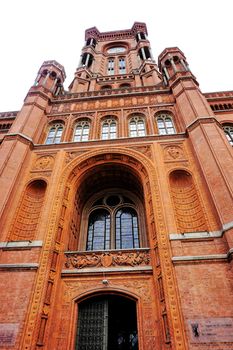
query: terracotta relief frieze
[
  {"left": 64, "top": 250, "right": 150, "bottom": 269},
  {"left": 127, "top": 145, "right": 152, "bottom": 159},
  {"left": 49, "top": 95, "right": 174, "bottom": 114}
]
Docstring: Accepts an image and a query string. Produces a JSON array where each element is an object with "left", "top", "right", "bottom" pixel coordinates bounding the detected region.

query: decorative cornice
[
  {"left": 0, "top": 111, "right": 18, "bottom": 119},
  {"left": 51, "top": 86, "right": 171, "bottom": 104}
]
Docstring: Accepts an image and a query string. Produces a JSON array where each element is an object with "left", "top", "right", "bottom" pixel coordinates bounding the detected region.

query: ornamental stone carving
[
  {"left": 64, "top": 250, "right": 150, "bottom": 269},
  {"left": 33, "top": 155, "right": 54, "bottom": 170}
]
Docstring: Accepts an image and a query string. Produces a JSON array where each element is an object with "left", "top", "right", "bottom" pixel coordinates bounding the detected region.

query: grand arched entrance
[{"left": 76, "top": 294, "right": 138, "bottom": 350}]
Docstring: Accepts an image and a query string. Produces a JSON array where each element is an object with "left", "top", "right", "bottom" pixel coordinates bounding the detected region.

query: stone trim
[
  {"left": 0, "top": 240, "right": 43, "bottom": 249},
  {"left": 0, "top": 263, "right": 39, "bottom": 270},
  {"left": 172, "top": 248, "right": 233, "bottom": 263},
  {"left": 169, "top": 221, "right": 233, "bottom": 241},
  {"left": 4, "top": 132, "right": 33, "bottom": 143},
  {"left": 61, "top": 265, "right": 153, "bottom": 276}
]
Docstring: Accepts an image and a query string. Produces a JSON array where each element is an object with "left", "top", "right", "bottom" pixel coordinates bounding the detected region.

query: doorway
[{"left": 76, "top": 295, "right": 138, "bottom": 350}]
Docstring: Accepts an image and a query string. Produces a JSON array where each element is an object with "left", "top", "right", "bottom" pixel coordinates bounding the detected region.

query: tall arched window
[
  {"left": 116, "top": 208, "right": 139, "bottom": 249},
  {"left": 129, "top": 116, "right": 146, "bottom": 137},
  {"left": 118, "top": 57, "right": 126, "bottom": 74},
  {"left": 86, "top": 194, "right": 141, "bottom": 250},
  {"left": 87, "top": 209, "right": 111, "bottom": 250},
  {"left": 107, "top": 58, "right": 115, "bottom": 75},
  {"left": 223, "top": 124, "right": 233, "bottom": 145},
  {"left": 101, "top": 118, "right": 117, "bottom": 139},
  {"left": 73, "top": 120, "right": 90, "bottom": 142},
  {"left": 45, "top": 123, "right": 63, "bottom": 144},
  {"left": 156, "top": 114, "right": 176, "bottom": 135}
]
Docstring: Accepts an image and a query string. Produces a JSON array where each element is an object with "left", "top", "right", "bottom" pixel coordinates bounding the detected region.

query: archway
[
  {"left": 76, "top": 294, "right": 138, "bottom": 350},
  {"left": 68, "top": 162, "right": 147, "bottom": 251}
]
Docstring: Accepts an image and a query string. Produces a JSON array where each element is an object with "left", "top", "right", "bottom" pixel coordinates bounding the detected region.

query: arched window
[
  {"left": 107, "top": 58, "right": 115, "bottom": 75},
  {"left": 86, "top": 194, "right": 141, "bottom": 251},
  {"left": 73, "top": 120, "right": 90, "bottom": 142},
  {"left": 116, "top": 208, "right": 139, "bottom": 249},
  {"left": 156, "top": 114, "right": 176, "bottom": 135},
  {"left": 87, "top": 209, "right": 111, "bottom": 250},
  {"left": 223, "top": 124, "right": 233, "bottom": 145},
  {"left": 129, "top": 116, "right": 146, "bottom": 137},
  {"left": 118, "top": 57, "right": 126, "bottom": 74},
  {"left": 45, "top": 123, "right": 63, "bottom": 144},
  {"left": 101, "top": 118, "right": 117, "bottom": 139}
]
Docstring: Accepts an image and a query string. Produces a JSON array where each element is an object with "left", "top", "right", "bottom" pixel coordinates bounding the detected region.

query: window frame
[
  {"left": 101, "top": 118, "right": 117, "bottom": 140},
  {"left": 73, "top": 120, "right": 90, "bottom": 142},
  {"left": 155, "top": 113, "right": 176, "bottom": 135},
  {"left": 79, "top": 190, "right": 147, "bottom": 251},
  {"left": 129, "top": 116, "right": 146, "bottom": 137},
  {"left": 118, "top": 57, "right": 126, "bottom": 74},
  {"left": 45, "top": 123, "right": 64, "bottom": 144},
  {"left": 223, "top": 124, "right": 233, "bottom": 146}
]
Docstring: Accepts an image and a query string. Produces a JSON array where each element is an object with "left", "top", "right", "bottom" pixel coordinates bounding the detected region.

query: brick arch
[
  {"left": 73, "top": 287, "right": 140, "bottom": 304},
  {"left": 23, "top": 148, "right": 188, "bottom": 350}
]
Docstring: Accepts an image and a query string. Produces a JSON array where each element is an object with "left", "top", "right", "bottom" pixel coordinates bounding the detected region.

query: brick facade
[{"left": 0, "top": 22, "right": 233, "bottom": 350}]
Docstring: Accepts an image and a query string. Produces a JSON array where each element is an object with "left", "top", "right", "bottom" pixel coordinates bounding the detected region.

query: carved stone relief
[
  {"left": 65, "top": 250, "right": 150, "bottom": 269},
  {"left": 33, "top": 155, "right": 54, "bottom": 170},
  {"left": 162, "top": 143, "right": 187, "bottom": 163},
  {"left": 127, "top": 145, "right": 152, "bottom": 159}
]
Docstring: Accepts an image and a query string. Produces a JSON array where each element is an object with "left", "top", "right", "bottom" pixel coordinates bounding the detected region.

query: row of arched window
[
  {"left": 45, "top": 114, "right": 176, "bottom": 144},
  {"left": 45, "top": 119, "right": 233, "bottom": 146}
]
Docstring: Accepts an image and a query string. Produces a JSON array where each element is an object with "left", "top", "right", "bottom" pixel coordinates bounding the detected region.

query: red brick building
[{"left": 0, "top": 22, "right": 233, "bottom": 350}]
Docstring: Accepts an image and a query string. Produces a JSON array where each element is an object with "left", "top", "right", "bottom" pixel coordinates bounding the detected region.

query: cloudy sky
[{"left": 0, "top": 0, "right": 232, "bottom": 112}]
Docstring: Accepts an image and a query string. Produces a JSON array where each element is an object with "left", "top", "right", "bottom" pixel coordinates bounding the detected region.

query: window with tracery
[
  {"left": 129, "top": 116, "right": 146, "bottom": 137},
  {"left": 223, "top": 124, "right": 233, "bottom": 146},
  {"left": 45, "top": 123, "right": 63, "bottom": 144},
  {"left": 86, "top": 194, "right": 140, "bottom": 251},
  {"left": 101, "top": 118, "right": 117, "bottom": 139},
  {"left": 73, "top": 120, "right": 90, "bottom": 142},
  {"left": 156, "top": 114, "right": 176, "bottom": 135}
]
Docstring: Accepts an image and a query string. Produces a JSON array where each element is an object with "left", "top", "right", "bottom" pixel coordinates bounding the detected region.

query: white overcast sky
[{"left": 0, "top": 0, "right": 232, "bottom": 112}]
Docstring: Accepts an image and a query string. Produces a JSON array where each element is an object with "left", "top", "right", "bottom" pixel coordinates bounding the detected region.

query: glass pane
[
  {"left": 159, "top": 128, "right": 166, "bottom": 135},
  {"left": 48, "top": 130, "right": 55, "bottom": 137},
  {"left": 167, "top": 127, "right": 175, "bottom": 134},
  {"left": 110, "top": 132, "right": 116, "bottom": 139},
  {"left": 54, "top": 137, "right": 61, "bottom": 143},
  {"left": 130, "top": 131, "right": 137, "bottom": 137},
  {"left": 138, "top": 130, "right": 145, "bottom": 136},
  {"left": 74, "top": 135, "right": 81, "bottom": 142},
  {"left": 115, "top": 208, "right": 139, "bottom": 249},
  {"left": 165, "top": 120, "right": 173, "bottom": 127},
  {"left": 87, "top": 209, "right": 110, "bottom": 250},
  {"left": 45, "top": 138, "right": 53, "bottom": 145}
]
